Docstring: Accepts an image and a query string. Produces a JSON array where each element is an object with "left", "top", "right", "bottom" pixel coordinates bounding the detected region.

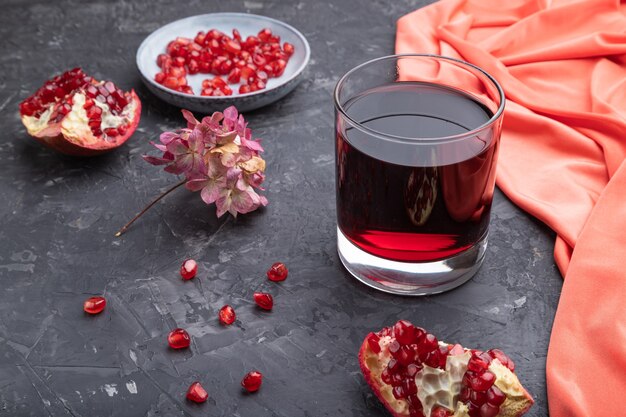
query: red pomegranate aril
[
  {"left": 219, "top": 59, "right": 233, "bottom": 75},
  {"left": 267, "top": 262, "right": 288, "bottom": 281},
  {"left": 224, "top": 40, "right": 241, "bottom": 55},
  {"left": 194, "top": 32, "right": 206, "bottom": 46},
  {"left": 283, "top": 42, "right": 295, "bottom": 56},
  {"left": 212, "top": 89, "right": 225, "bottom": 97},
  {"left": 241, "top": 371, "right": 262, "bottom": 393},
  {"left": 486, "top": 386, "right": 506, "bottom": 406},
  {"left": 406, "top": 363, "right": 421, "bottom": 377},
  {"left": 208, "top": 38, "right": 221, "bottom": 53},
  {"left": 488, "top": 349, "right": 515, "bottom": 371},
  {"left": 199, "top": 60, "right": 211, "bottom": 73},
  {"left": 188, "top": 59, "right": 200, "bottom": 75},
  {"left": 245, "top": 35, "right": 260, "bottom": 48},
  {"left": 366, "top": 332, "right": 381, "bottom": 354},
  {"left": 212, "top": 76, "right": 227, "bottom": 88},
  {"left": 232, "top": 28, "right": 242, "bottom": 41},
  {"left": 387, "top": 358, "right": 400, "bottom": 373},
  {"left": 258, "top": 28, "right": 272, "bottom": 41},
  {"left": 239, "top": 85, "right": 251, "bottom": 94},
  {"left": 402, "top": 378, "right": 417, "bottom": 396},
  {"left": 388, "top": 340, "right": 401, "bottom": 357},
  {"left": 469, "top": 371, "right": 496, "bottom": 392},
  {"left": 219, "top": 305, "right": 236, "bottom": 325},
  {"left": 180, "top": 258, "right": 198, "bottom": 280},
  {"left": 393, "top": 320, "right": 418, "bottom": 345},
  {"left": 392, "top": 386, "right": 405, "bottom": 400},
  {"left": 167, "top": 328, "right": 191, "bottom": 349},
  {"left": 460, "top": 386, "right": 471, "bottom": 402},
  {"left": 117, "top": 124, "right": 127, "bottom": 135},
  {"left": 254, "top": 80, "right": 266, "bottom": 91},
  {"left": 381, "top": 368, "right": 392, "bottom": 384},
  {"left": 227, "top": 68, "right": 241, "bottom": 83},
  {"left": 207, "top": 29, "right": 222, "bottom": 40},
  {"left": 201, "top": 88, "right": 214, "bottom": 96},
  {"left": 163, "top": 77, "right": 180, "bottom": 90},
  {"left": 186, "top": 381, "right": 208, "bottom": 403},
  {"left": 220, "top": 85, "right": 233, "bottom": 95},
  {"left": 468, "top": 356, "right": 490, "bottom": 373},
  {"left": 104, "top": 128, "right": 118, "bottom": 137},
  {"left": 479, "top": 403, "right": 499, "bottom": 417},
  {"left": 83, "top": 296, "right": 106, "bottom": 314},
  {"left": 431, "top": 407, "right": 451, "bottom": 417},
  {"left": 390, "top": 373, "right": 404, "bottom": 387},
  {"left": 253, "top": 292, "right": 273, "bottom": 310},
  {"left": 470, "top": 390, "right": 487, "bottom": 404}
]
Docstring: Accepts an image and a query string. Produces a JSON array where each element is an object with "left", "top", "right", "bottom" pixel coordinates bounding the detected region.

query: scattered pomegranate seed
[
  {"left": 83, "top": 296, "right": 106, "bottom": 314},
  {"left": 219, "top": 305, "right": 236, "bottom": 325},
  {"left": 167, "top": 328, "right": 191, "bottom": 349},
  {"left": 253, "top": 292, "right": 273, "bottom": 311},
  {"left": 266, "top": 262, "right": 288, "bottom": 282},
  {"left": 241, "top": 371, "right": 263, "bottom": 392},
  {"left": 366, "top": 332, "right": 381, "bottom": 354},
  {"left": 180, "top": 259, "right": 198, "bottom": 280},
  {"left": 186, "top": 381, "right": 208, "bottom": 403}
]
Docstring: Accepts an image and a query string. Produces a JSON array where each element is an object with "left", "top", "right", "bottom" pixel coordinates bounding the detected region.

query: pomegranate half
[
  {"left": 19, "top": 68, "right": 141, "bottom": 156},
  {"left": 359, "top": 321, "right": 533, "bottom": 417}
]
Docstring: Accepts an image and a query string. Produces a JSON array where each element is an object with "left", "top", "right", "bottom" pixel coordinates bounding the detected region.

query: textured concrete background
[{"left": 0, "top": 0, "right": 561, "bottom": 416}]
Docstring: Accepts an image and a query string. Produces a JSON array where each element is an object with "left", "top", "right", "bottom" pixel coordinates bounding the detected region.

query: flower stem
[{"left": 115, "top": 179, "right": 186, "bottom": 237}]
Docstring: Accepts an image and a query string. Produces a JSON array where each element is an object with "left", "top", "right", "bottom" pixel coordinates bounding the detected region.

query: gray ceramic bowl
[{"left": 136, "top": 13, "right": 310, "bottom": 114}]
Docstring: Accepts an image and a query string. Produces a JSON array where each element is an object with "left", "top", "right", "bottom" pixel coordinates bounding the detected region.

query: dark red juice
[{"left": 336, "top": 82, "right": 499, "bottom": 262}]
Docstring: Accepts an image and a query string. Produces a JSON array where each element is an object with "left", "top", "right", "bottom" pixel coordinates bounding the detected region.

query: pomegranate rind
[
  {"left": 21, "top": 90, "right": 141, "bottom": 156},
  {"left": 359, "top": 333, "right": 409, "bottom": 417},
  {"left": 358, "top": 329, "right": 534, "bottom": 417}
]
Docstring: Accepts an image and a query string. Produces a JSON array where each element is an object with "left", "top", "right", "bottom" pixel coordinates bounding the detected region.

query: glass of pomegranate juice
[{"left": 334, "top": 54, "right": 505, "bottom": 295}]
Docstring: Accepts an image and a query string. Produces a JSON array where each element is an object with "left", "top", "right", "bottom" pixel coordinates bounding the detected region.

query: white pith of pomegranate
[
  {"left": 19, "top": 68, "right": 141, "bottom": 156},
  {"left": 359, "top": 321, "right": 534, "bottom": 417}
]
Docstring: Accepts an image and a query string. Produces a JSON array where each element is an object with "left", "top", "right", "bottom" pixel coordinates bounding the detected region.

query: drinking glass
[{"left": 334, "top": 54, "right": 505, "bottom": 295}]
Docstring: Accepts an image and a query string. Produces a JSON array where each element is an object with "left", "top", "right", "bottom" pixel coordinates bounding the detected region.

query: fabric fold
[{"left": 396, "top": 0, "right": 626, "bottom": 415}]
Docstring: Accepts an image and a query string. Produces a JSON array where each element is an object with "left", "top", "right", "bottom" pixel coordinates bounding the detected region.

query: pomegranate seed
[
  {"left": 267, "top": 262, "right": 288, "bottom": 281},
  {"left": 179, "top": 85, "right": 194, "bottom": 95},
  {"left": 83, "top": 296, "right": 106, "bottom": 314},
  {"left": 479, "top": 403, "right": 499, "bottom": 417},
  {"left": 253, "top": 54, "right": 267, "bottom": 66},
  {"left": 392, "top": 385, "right": 404, "bottom": 400},
  {"left": 227, "top": 68, "right": 241, "bottom": 83},
  {"left": 219, "top": 305, "right": 236, "bottom": 325},
  {"left": 470, "top": 389, "right": 487, "bottom": 404},
  {"left": 486, "top": 386, "right": 506, "bottom": 406},
  {"left": 469, "top": 371, "right": 496, "bottom": 392},
  {"left": 391, "top": 373, "right": 403, "bottom": 387},
  {"left": 488, "top": 349, "right": 515, "bottom": 371},
  {"left": 258, "top": 28, "right": 272, "bottom": 41},
  {"left": 459, "top": 386, "right": 471, "bottom": 402},
  {"left": 180, "top": 259, "right": 198, "bottom": 280},
  {"left": 169, "top": 66, "right": 186, "bottom": 78},
  {"left": 468, "top": 356, "right": 490, "bottom": 373},
  {"left": 253, "top": 292, "right": 273, "bottom": 310},
  {"left": 283, "top": 42, "right": 295, "bottom": 56},
  {"left": 224, "top": 40, "right": 241, "bottom": 55},
  {"left": 406, "top": 363, "right": 421, "bottom": 377},
  {"left": 431, "top": 407, "right": 451, "bottom": 417},
  {"left": 232, "top": 29, "right": 242, "bottom": 41},
  {"left": 186, "top": 381, "right": 208, "bottom": 403},
  {"left": 212, "top": 76, "right": 227, "bottom": 88},
  {"left": 175, "top": 36, "right": 192, "bottom": 45},
  {"left": 254, "top": 80, "right": 266, "bottom": 91},
  {"left": 118, "top": 124, "right": 127, "bottom": 136},
  {"left": 163, "top": 77, "right": 180, "bottom": 90},
  {"left": 241, "top": 371, "right": 262, "bottom": 392},
  {"left": 167, "top": 328, "right": 191, "bottom": 349},
  {"left": 256, "top": 71, "right": 268, "bottom": 82},
  {"left": 194, "top": 32, "right": 206, "bottom": 46},
  {"left": 207, "top": 29, "right": 222, "bottom": 40},
  {"left": 366, "top": 332, "right": 381, "bottom": 354},
  {"left": 402, "top": 378, "right": 417, "bottom": 396},
  {"left": 381, "top": 368, "right": 392, "bottom": 384},
  {"left": 387, "top": 358, "right": 400, "bottom": 373},
  {"left": 239, "top": 85, "right": 251, "bottom": 94},
  {"left": 393, "top": 320, "right": 418, "bottom": 345},
  {"left": 201, "top": 88, "right": 214, "bottom": 97},
  {"left": 245, "top": 35, "right": 260, "bottom": 48},
  {"left": 104, "top": 128, "right": 118, "bottom": 137},
  {"left": 187, "top": 59, "right": 200, "bottom": 75}
]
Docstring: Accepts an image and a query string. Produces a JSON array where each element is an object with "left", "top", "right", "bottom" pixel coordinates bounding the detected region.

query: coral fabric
[{"left": 396, "top": 0, "right": 626, "bottom": 415}]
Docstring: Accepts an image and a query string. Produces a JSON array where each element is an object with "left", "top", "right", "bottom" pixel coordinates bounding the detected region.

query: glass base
[{"left": 337, "top": 227, "right": 487, "bottom": 296}]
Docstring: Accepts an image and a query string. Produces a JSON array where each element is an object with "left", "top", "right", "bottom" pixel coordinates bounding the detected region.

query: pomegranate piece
[
  {"left": 358, "top": 320, "right": 534, "bottom": 417},
  {"left": 241, "top": 371, "right": 263, "bottom": 393},
  {"left": 253, "top": 292, "right": 273, "bottom": 311},
  {"left": 180, "top": 259, "right": 198, "bottom": 280},
  {"left": 267, "top": 262, "right": 288, "bottom": 282},
  {"left": 186, "top": 381, "right": 208, "bottom": 403},
  {"left": 167, "top": 328, "right": 191, "bottom": 349},
  {"left": 219, "top": 305, "right": 236, "bottom": 325},
  {"left": 19, "top": 68, "right": 141, "bottom": 156},
  {"left": 83, "top": 296, "right": 106, "bottom": 315}
]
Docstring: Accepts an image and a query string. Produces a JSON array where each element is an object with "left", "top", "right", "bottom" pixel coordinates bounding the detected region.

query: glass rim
[{"left": 333, "top": 53, "right": 506, "bottom": 144}]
